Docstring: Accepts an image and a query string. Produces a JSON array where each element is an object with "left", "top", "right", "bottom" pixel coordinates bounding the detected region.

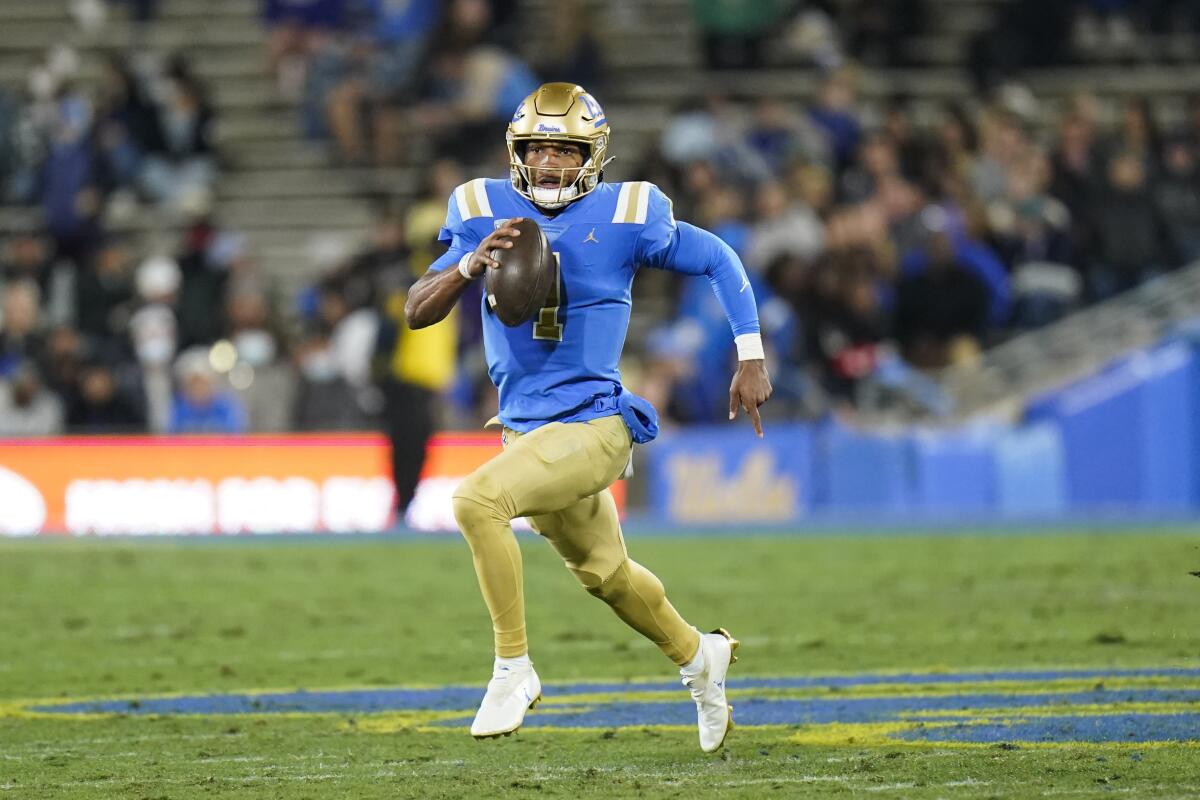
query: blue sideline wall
[{"left": 641, "top": 337, "right": 1200, "bottom": 526}]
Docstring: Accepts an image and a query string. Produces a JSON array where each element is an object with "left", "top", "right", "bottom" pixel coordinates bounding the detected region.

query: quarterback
[{"left": 405, "top": 83, "right": 771, "bottom": 752}]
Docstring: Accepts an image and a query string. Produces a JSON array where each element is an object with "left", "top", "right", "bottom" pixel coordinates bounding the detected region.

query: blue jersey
[{"left": 431, "top": 178, "right": 758, "bottom": 432}]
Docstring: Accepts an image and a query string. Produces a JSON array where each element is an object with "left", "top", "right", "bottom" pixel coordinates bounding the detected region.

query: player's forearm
[
  {"left": 667, "top": 222, "right": 761, "bottom": 338},
  {"left": 404, "top": 266, "right": 472, "bottom": 329}
]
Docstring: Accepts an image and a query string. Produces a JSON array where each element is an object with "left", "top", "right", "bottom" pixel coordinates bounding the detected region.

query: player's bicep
[{"left": 633, "top": 183, "right": 679, "bottom": 267}]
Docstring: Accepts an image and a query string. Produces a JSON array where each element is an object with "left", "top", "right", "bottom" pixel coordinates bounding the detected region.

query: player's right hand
[{"left": 466, "top": 218, "right": 525, "bottom": 277}]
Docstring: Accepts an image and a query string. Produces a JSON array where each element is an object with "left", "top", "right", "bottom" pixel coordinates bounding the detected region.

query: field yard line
[
  {"left": 696, "top": 776, "right": 854, "bottom": 787},
  {"left": 864, "top": 782, "right": 917, "bottom": 792},
  {"left": 7, "top": 732, "right": 232, "bottom": 750},
  {"left": 18, "top": 773, "right": 349, "bottom": 790}
]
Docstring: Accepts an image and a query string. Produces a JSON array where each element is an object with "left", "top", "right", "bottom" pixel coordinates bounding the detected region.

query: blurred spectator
[
  {"left": 263, "top": 0, "right": 347, "bottom": 98},
  {"left": 899, "top": 205, "right": 1012, "bottom": 327},
  {"left": 168, "top": 347, "right": 247, "bottom": 434},
  {"left": 970, "top": 110, "right": 1029, "bottom": 204},
  {"left": 76, "top": 237, "right": 136, "bottom": 348},
  {"left": 0, "top": 281, "right": 45, "bottom": 378},
  {"left": 808, "top": 69, "right": 861, "bottom": 171},
  {"left": 40, "top": 325, "right": 85, "bottom": 400},
  {"left": 840, "top": 131, "right": 901, "bottom": 204},
  {"left": 139, "top": 58, "right": 217, "bottom": 211},
  {"left": 691, "top": 0, "right": 790, "bottom": 70},
  {"left": 66, "top": 361, "right": 145, "bottom": 432},
  {"left": 1085, "top": 150, "right": 1177, "bottom": 299},
  {"left": 41, "top": 85, "right": 103, "bottom": 262},
  {"left": 745, "top": 180, "right": 824, "bottom": 272},
  {"left": 174, "top": 203, "right": 251, "bottom": 348},
  {"left": 535, "top": 0, "right": 606, "bottom": 90},
  {"left": 1155, "top": 137, "right": 1200, "bottom": 263},
  {"left": 320, "top": 277, "right": 378, "bottom": 390},
  {"left": 699, "top": 186, "right": 753, "bottom": 259},
  {"left": 801, "top": 248, "right": 886, "bottom": 402},
  {"left": 409, "top": 42, "right": 539, "bottom": 165},
  {"left": 295, "top": 278, "right": 379, "bottom": 429},
  {"left": 337, "top": 210, "right": 410, "bottom": 310},
  {"left": 94, "top": 53, "right": 163, "bottom": 197},
  {"left": 405, "top": 159, "right": 465, "bottom": 270},
  {"left": 324, "top": 0, "right": 441, "bottom": 164},
  {"left": 894, "top": 231, "right": 990, "bottom": 370},
  {"left": 1110, "top": 96, "right": 1162, "bottom": 174},
  {"left": 1049, "top": 108, "right": 1103, "bottom": 254},
  {"left": 0, "top": 364, "right": 63, "bottom": 436},
  {"left": 128, "top": 302, "right": 176, "bottom": 432},
  {"left": 987, "top": 152, "right": 1073, "bottom": 270},
  {"left": 227, "top": 287, "right": 297, "bottom": 432},
  {"left": 377, "top": 265, "right": 459, "bottom": 517},
  {"left": 3, "top": 232, "right": 54, "bottom": 295},
  {"left": 742, "top": 97, "right": 830, "bottom": 179}
]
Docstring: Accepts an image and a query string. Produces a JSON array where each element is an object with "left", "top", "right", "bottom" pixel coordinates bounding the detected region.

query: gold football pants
[{"left": 451, "top": 414, "right": 701, "bottom": 666}]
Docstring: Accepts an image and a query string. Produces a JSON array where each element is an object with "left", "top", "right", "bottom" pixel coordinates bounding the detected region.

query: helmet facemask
[
  {"left": 506, "top": 84, "right": 612, "bottom": 209},
  {"left": 507, "top": 132, "right": 610, "bottom": 210}
]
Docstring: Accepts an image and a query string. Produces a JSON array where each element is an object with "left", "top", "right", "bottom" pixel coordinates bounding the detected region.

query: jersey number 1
[{"left": 532, "top": 252, "right": 563, "bottom": 341}]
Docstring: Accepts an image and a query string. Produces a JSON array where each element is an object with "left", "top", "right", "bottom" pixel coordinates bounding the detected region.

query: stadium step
[
  {"left": 0, "top": 21, "right": 266, "bottom": 52},
  {"left": 216, "top": 168, "right": 419, "bottom": 200},
  {"left": 0, "top": 0, "right": 70, "bottom": 21},
  {"left": 215, "top": 198, "right": 375, "bottom": 230},
  {"left": 224, "top": 141, "right": 332, "bottom": 170},
  {"left": 216, "top": 111, "right": 305, "bottom": 143}
]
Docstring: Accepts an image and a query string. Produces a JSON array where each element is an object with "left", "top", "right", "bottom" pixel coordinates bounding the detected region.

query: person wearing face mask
[
  {"left": 226, "top": 289, "right": 297, "bottom": 432},
  {"left": 129, "top": 303, "right": 176, "bottom": 433}
]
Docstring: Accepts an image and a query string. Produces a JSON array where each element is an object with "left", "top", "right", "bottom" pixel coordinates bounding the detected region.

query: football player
[{"left": 405, "top": 83, "right": 771, "bottom": 752}]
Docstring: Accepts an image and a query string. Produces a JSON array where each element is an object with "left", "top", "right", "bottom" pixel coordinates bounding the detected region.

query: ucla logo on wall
[{"left": 646, "top": 425, "right": 814, "bottom": 524}]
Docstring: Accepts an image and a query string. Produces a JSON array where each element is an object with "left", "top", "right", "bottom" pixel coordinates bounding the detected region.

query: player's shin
[
  {"left": 586, "top": 558, "right": 702, "bottom": 666},
  {"left": 451, "top": 493, "right": 528, "bottom": 657}
]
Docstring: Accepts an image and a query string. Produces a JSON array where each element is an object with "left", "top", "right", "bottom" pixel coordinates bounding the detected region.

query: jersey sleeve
[
  {"left": 631, "top": 183, "right": 678, "bottom": 265},
  {"left": 645, "top": 219, "right": 761, "bottom": 338},
  {"left": 429, "top": 186, "right": 483, "bottom": 272}
]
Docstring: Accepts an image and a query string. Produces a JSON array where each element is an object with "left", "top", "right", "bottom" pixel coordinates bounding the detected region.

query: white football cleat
[
  {"left": 681, "top": 628, "right": 740, "bottom": 753},
  {"left": 471, "top": 658, "right": 542, "bottom": 739}
]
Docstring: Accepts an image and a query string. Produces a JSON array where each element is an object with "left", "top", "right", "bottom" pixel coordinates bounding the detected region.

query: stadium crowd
[{"left": 3, "top": 0, "right": 1200, "bottom": 436}]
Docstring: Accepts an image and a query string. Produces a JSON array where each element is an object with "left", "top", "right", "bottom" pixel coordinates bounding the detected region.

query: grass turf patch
[{"left": 1, "top": 530, "right": 1198, "bottom": 798}]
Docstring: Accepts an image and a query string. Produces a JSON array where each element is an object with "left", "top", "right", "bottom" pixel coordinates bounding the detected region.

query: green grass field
[{"left": 2, "top": 529, "right": 1198, "bottom": 799}]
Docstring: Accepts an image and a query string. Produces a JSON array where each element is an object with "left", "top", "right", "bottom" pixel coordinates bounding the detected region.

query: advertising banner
[
  {"left": 643, "top": 424, "right": 814, "bottom": 524},
  {"left": 0, "top": 433, "right": 624, "bottom": 536}
]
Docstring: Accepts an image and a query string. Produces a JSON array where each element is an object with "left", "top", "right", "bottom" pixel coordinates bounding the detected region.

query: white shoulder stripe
[
  {"left": 612, "top": 182, "right": 633, "bottom": 223},
  {"left": 454, "top": 184, "right": 471, "bottom": 221},
  {"left": 472, "top": 179, "right": 493, "bottom": 217},
  {"left": 633, "top": 181, "right": 652, "bottom": 224}
]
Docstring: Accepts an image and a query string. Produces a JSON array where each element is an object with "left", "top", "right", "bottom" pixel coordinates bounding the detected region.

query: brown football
[{"left": 485, "top": 218, "right": 556, "bottom": 327}]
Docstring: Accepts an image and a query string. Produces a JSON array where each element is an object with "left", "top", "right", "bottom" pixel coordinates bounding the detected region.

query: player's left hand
[{"left": 729, "top": 360, "right": 772, "bottom": 437}]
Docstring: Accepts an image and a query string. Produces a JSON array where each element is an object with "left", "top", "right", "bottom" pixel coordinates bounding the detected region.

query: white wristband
[
  {"left": 735, "top": 333, "right": 765, "bottom": 361},
  {"left": 457, "top": 253, "right": 476, "bottom": 280}
]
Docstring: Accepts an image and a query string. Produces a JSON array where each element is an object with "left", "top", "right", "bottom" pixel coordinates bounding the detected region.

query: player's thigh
[
  {"left": 457, "top": 416, "right": 630, "bottom": 519},
  {"left": 529, "top": 488, "right": 627, "bottom": 589}
]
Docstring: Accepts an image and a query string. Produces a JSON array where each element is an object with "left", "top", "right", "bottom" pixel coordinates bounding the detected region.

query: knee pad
[
  {"left": 569, "top": 549, "right": 628, "bottom": 595},
  {"left": 584, "top": 558, "right": 664, "bottom": 607},
  {"left": 452, "top": 471, "right": 508, "bottom": 534}
]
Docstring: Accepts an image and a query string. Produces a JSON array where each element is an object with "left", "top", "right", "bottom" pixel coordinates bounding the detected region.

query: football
[{"left": 486, "top": 218, "right": 556, "bottom": 327}]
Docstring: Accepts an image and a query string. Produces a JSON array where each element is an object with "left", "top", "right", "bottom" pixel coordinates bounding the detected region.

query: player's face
[{"left": 523, "top": 140, "right": 584, "bottom": 190}]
